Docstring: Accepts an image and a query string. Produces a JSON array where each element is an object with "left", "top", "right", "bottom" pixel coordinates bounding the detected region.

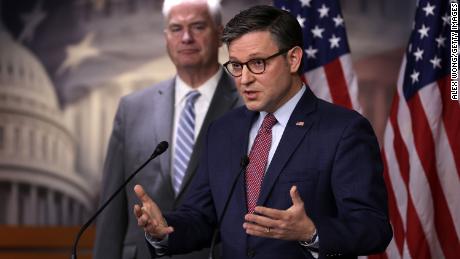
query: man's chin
[
  {"left": 177, "top": 60, "right": 202, "bottom": 69},
  {"left": 244, "top": 102, "right": 264, "bottom": 112}
]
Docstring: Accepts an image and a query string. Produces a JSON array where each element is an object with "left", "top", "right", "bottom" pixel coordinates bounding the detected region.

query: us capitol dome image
[
  {"left": 0, "top": 19, "right": 176, "bottom": 225},
  {"left": 0, "top": 26, "right": 93, "bottom": 225}
]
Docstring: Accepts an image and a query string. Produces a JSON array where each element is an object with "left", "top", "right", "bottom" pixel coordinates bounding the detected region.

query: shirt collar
[
  {"left": 175, "top": 67, "right": 223, "bottom": 105},
  {"left": 259, "top": 85, "right": 306, "bottom": 127}
]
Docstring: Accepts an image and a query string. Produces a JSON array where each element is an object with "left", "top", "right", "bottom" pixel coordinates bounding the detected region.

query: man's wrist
[
  {"left": 145, "top": 232, "right": 168, "bottom": 256},
  {"left": 145, "top": 232, "right": 165, "bottom": 243},
  {"left": 299, "top": 228, "right": 318, "bottom": 246}
]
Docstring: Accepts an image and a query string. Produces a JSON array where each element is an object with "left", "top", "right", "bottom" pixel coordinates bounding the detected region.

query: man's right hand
[{"left": 133, "top": 184, "right": 174, "bottom": 239}]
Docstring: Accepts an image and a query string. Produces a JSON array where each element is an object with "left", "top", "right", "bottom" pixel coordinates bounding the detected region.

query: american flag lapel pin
[{"left": 295, "top": 121, "right": 304, "bottom": 127}]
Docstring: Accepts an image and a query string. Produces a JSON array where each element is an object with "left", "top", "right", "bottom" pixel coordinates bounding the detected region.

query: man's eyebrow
[
  {"left": 228, "top": 52, "right": 268, "bottom": 62},
  {"left": 247, "top": 53, "right": 266, "bottom": 58},
  {"left": 167, "top": 23, "right": 182, "bottom": 28},
  {"left": 169, "top": 18, "right": 208, "bottom": 24},
  {"left": 189, "top": 20, "right": 207, "bottom": 25}
]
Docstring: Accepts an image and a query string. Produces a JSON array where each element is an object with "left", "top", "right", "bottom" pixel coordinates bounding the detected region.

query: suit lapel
[
  {"left": 151, "top": 79, "right": 175, "bottom": 181},
  {"left": 228, "top": 109, "right": 257, "bottom": 218},
  {"left": 257, "top": 88, "right": 318, "bottom": 207},
  {"left": 175, "top": 72, "right": 240, "bottom": 202}
]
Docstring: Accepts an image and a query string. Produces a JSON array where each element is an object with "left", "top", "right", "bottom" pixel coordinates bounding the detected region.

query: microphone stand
[
  {"left": 71, "top": 141, "right": 169, "bottom": 259},
  {"left": 208, "top": 156, "right": 249, "bottom": 259}
]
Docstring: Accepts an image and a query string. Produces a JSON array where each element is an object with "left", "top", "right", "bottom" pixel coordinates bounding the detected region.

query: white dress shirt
[
  {"left": 171, "top": 68, "right": 223, "bottom": 175},
  {"left": 247, "top": 86, "right": 306, "bottom": 168}
]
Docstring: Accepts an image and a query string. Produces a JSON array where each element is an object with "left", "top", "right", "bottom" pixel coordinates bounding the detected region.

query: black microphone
[
  {"left": 71, "top": 141, "right": 169, "bottom": 259},
  {"left": 209, "top": 156, "right": 250, "bottom": 259}
]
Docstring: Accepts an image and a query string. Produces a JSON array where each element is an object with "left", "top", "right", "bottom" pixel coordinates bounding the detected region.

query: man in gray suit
[{"left": 93, "top": 0, "right": 241, "bottom": 258}]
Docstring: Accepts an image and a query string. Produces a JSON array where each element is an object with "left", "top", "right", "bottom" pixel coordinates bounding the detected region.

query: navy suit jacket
[{"left": 159, "top": 87, "right": 392, "bottom": 259}]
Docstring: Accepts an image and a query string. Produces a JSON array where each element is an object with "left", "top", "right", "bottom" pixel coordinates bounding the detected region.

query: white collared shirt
[
  {"left": 247, "top": 85, "right": 306, "bottom": 167},
  {"left": 171, "top": 68, "right": 223, "bottom": 173}
]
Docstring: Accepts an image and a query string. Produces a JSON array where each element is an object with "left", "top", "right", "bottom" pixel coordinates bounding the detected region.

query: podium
[{"left": 0, "top": 226, "right": 95, "bottom": 259}]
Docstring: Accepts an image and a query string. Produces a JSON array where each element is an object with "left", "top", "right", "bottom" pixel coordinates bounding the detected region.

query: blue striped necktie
[{"left": 173, "top": 91, "right": 201, "bottom": 195}]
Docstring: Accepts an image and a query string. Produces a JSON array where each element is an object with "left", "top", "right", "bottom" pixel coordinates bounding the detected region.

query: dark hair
[{"left": 222, "top": 5, "right": 304, "bottom": 73}]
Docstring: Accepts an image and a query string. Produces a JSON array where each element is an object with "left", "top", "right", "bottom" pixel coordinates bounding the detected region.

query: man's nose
[
  {"left": 181, "top": 29, "right": 193, "bottom": 43},
  {"left": 240, "top": 65, "right": 254, "bottom": 85}
]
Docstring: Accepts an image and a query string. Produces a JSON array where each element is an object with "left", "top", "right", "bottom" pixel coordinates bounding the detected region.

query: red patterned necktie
[{"left": 246, "top": 113, "right": 277, "bottom": 213}]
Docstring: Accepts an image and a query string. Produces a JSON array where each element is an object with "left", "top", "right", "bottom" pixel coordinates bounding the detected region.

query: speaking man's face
[{"left": 227, "top": 31, "right": 301, "bottom": 113}]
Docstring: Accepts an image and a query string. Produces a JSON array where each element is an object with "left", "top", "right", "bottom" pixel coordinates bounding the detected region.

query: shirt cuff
[
  {"left": 299, "top": 230, "right": 319, "bottom": 258},
  {"left": 145, "top": 232, "right": 169, "bottom": 256}
]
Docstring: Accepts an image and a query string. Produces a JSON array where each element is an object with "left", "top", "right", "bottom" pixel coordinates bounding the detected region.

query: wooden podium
[{"left": 0, "top": 226, "right": 95, "bottom": 259}]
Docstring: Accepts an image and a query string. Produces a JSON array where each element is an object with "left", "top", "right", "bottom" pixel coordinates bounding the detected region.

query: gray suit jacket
[{"left": 93, "top": 72, "right": 241, "bottom": 259}]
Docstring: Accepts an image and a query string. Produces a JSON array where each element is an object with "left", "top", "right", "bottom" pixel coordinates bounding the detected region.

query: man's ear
[{"left": 288, "top": 46, "right": 303, "bottom": 73}]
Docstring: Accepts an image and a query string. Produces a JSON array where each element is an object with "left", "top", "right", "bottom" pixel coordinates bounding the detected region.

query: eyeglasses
[{"left": 223, "top": 48, "right": 290, "bottom": 77}]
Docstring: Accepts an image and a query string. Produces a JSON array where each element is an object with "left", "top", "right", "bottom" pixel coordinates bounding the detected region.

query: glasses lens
[
  {"left": 226, "top": 62, "right": 242, "bottom": 76},
  {"left": 247, "top": 59, "right": 265, "bottom": 74}
]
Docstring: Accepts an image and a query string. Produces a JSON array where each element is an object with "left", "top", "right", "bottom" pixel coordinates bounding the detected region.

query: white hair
[{"left": 162, "top": 0, "right": 222, "bottom": 25}]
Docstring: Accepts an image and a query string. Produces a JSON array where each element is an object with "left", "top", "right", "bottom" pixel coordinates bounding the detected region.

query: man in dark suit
[
  {"left": 134, "top": 5, "right": 392, "bottom": 259},
  {"left": 93, "top": 1, "right": 241, "bottom": 259}
]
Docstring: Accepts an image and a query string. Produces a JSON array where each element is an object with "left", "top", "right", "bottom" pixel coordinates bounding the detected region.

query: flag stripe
[
  {"left": 339, "top": 55, "right": 360, "bottom": 109},
  {"left": 438, "top": 76, "right": 460, "bottom": 175},
  {"left": 419, "top": 81, "right": 460, "bottom": 240},
  {"left": 382, "top": 150, "right": 404, "bottom": 256},
  {"left": 305, "top": 67, "right": 333, "bottom": 103},
  {"left": 397, "top": 77, "right": 445, "bottom": 259},
  {"left": 411, "top": 99, "right": 445, "bottom": 258},
  {"left": 389, "top": 95, "right": 409, "bottom": 185},
  {"left": 407, "top": 93, "right": 458, "bottom": 258},
  {"left": 407, "top": 197, "right": 432, "bottom": 258},
  {"left": 384, "top": 237, "right": 401, "bottom": 259},
  {"left": 323, "top": 58, "right": 353, "bottom": 108},
  {"left": 390, "top": 92, "right": 432, "bottom": 258},
  {"left": 367, "top": 252, "right": 388, "bottom": 259},
  {"left": 387, "top": 95, "right": 411, "bottom": 256},
  {"left": 385, "top": 96, "right": 436, "bottom": 258}
]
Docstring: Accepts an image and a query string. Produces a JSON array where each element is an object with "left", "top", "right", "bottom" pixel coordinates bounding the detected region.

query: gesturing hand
[
  {"left": 243, "top": 185, "right": 316, "bottom": 241},
  {"left": 133, "top": 184, "right": 174, "bottom": 239}
]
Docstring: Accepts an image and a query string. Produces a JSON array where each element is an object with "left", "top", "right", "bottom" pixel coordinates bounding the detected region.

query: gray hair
[{"left": 162, "top": 0, "right": 222, "bottom": 25}]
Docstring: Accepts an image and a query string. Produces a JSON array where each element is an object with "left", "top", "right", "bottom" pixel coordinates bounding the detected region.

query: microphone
[
  {"left": 71, "top": 141, "right": 169, "bottom": 259},
  {"left": 209, "top": 156, "right": 250, "bottom": 259}
]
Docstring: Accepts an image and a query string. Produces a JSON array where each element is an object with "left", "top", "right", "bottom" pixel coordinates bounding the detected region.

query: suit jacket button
[{"left": 246, "top": 249, "right": 256, "bottom": 258}]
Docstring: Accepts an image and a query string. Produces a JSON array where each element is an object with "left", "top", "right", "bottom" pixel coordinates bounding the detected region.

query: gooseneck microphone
[
  {"left": 209, "top": 156, "right": 250, "bottom": 259},
  {"left": 71, "top": 141, "right": 169, "bottom": 259}
]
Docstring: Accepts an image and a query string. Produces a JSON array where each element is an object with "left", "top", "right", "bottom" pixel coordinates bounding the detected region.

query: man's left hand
[{"left": 243, "top": 185, "right": 316, "bottom": 241}]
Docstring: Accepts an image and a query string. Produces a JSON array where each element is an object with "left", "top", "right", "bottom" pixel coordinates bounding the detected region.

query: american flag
[
  {"left": 375, "top": 0, "right": 460, "bottom": 258},
  {"left": 273, "top": 0, "right": 360, "bottom": 111}
]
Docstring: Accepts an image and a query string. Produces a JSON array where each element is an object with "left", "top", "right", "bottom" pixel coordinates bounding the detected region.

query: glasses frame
[{"left": 223, "top": 48, "right": 290, "bottom": 77}]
